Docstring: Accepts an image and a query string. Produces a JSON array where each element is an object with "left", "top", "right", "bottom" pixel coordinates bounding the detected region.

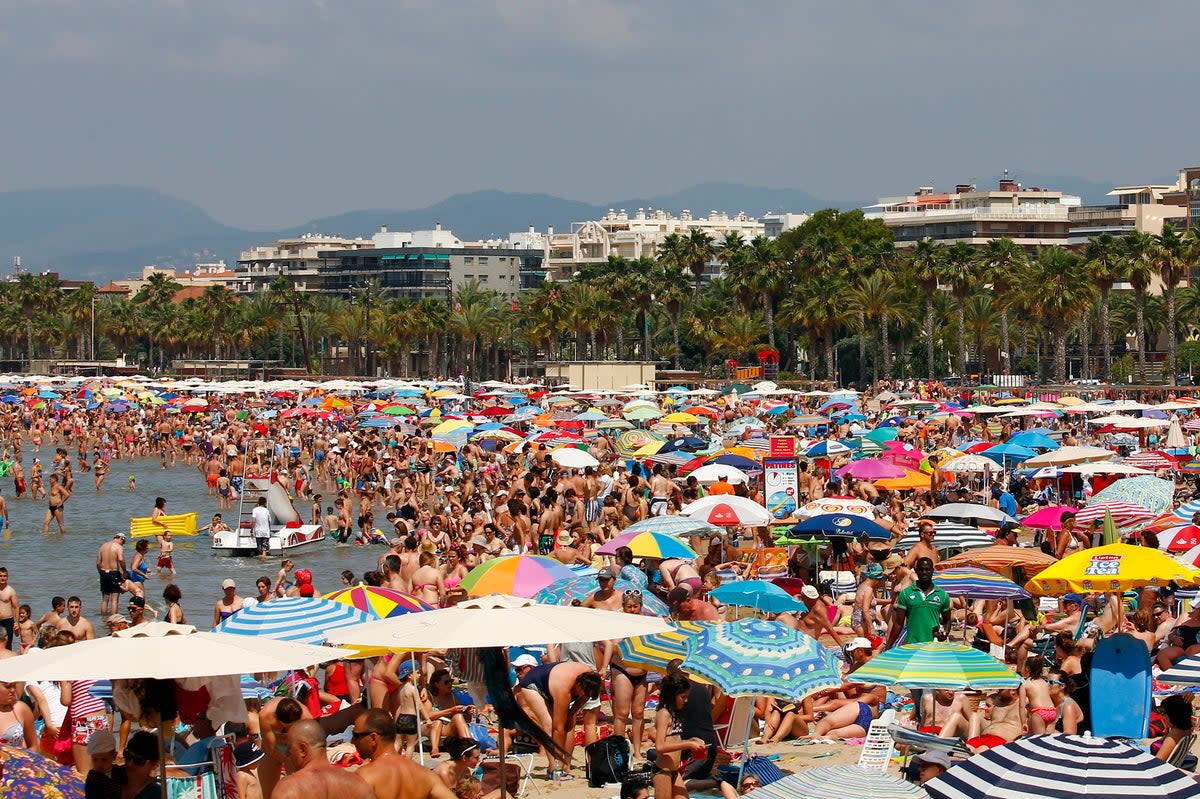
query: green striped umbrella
[
  {"left": 682, "top": 619, "right": 841, "bottom": 701},
  {"left": 851, "top": 642, "right": 1021, "bottom": 690}
]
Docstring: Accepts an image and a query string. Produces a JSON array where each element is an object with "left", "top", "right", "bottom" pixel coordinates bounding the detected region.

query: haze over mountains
[{"left": 0, "top": 173, "right": 1125, "bottom": 281}]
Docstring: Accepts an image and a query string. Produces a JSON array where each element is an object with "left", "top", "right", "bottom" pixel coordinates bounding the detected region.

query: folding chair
[
  {"left": 856, "top": 708, "right": 896, "bottom": 772},
  {"left": 714, "top": 695, "right": 756, "bottom": 751},
  {"left": 819, "top": 570, "right": 857, "bottom": 599}
]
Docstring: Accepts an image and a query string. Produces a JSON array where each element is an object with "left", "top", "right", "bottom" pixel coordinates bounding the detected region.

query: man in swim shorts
[{"left": 96, "top": 533, "right": 127, "bottom": 616}]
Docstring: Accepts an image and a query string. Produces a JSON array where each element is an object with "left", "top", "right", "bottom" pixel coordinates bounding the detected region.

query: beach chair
[
  {"left": 1167, "top": 733, "right": 1197, "bottom": 771},
  {"left": 482, "top": 754, "right": 540, "bottom": 799},
  {"left": 818, "top": 570, "right": 857, "bottom": 599},
  {"left": 886, "top": 724, "right": 972, "bottom": 759},
  {"left": 715, "top": 696, "right": 756, "bottom": 752},
  {"left": 856, "top": 708, "right": 897, "bottom": 772}
]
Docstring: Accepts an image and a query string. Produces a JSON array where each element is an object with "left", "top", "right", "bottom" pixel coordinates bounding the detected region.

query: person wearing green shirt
[{"left": 887, "top": 557, "right": 951, "bottom": 647}]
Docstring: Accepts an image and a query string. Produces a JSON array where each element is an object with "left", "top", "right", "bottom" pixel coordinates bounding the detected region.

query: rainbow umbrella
[
  {"left": 461, "top": 555, "right": 578, "bottom": 598},
  {"left": 323, "top": 586, "right": 433, "bottom": 619},
  {"left": 596, "top": 530, "right": 698, "bottom": 559},
  {"left": 933, "top": 567, "right": 1030, "bottom": 600},
  {"left": 619, "top": 620, "right": 716, "bottom": 672},
  {"left": 534, "top": 576, "right": 668, "bottom": 616},
  {"left": 851, "top": 642, "right": 1021, "bottom": 690},
  {"left": 0, "top": 744, "right": 84, "bottom": 799}
]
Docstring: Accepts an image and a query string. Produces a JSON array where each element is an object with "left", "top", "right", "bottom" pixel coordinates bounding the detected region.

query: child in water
[{"left": 128, "top": 475, "right": 136, "bottom": 491}]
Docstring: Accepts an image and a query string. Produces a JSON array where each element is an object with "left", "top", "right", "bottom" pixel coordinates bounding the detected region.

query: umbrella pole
[
  {"left": 158, "top": 724, "right": 169, "bottom": 799},
  {"left": 413, "top": 652, "right": 426, "bottom": 765},
  {"left": 498, "top": 723, "right": 509, "bottom": 799},
  {"left": 735, "top": 698, "right": 755, "bottom": 787}
]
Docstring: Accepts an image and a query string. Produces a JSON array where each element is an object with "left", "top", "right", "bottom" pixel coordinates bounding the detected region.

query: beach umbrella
[
  {"left": 596, "top": 530, "right": 698, "bottom": 559},
  {"left": 744, "top": 766, "right": 928, "bottom": 799},
  {"left": 1087, "top": 475, "right": 1176, "bottom": 515},
  {"left": 618, "top": 620, "right": 716, "bottom": 672},
  {"left": 1158, "top": 653, "right": 1200, "bottom": 686},
  {"left": 1124, "top": 450, "right": 1177, "bottom": 471},
  {"left": 0, "top": 744, "right": 84, "bottom": 799},
  {"left": 789, "top": 513, "right": 893, "bottom": 541},
  {"left": 875, "top": 468, "right": 932, "bottom": 491},
  {"left": 941, "top": 545, "right": 1058, "bottom": 573},
  {"left": 681, "top": 495, "right": 772, "bottom": 526},
  {"left": 794, "top": 496, "right": 875, "bottom": 519},
  {"left": 460, "top": 555, "right": 578, "bottom": 597},
  {"left": 682, "top": 619, "right": 841, "bottom": 701},
  {"left": 661, "top": 411, "right": 701, "bottom": 425},
  {"left": 863, "top": 427, "right": 901, "bottom": 444},
  {"left": 323, "top": 586, "right": 434, "bottom": 619},
  {"left": 851, "top": 642, "right": 1021, "bottom": 690},
  {"left": 1023, "top": 446, "right": 1116, "bottom": 468},
  {"left": 1019, "top": 505, "right": 1077, "bottom": 532},
  {"left": 533, "top": 576, "right": 669, "bottom": 616},
  {"left": 1161, "top": 524, "right": 1200, "bottom": 552},
  {"left": 805, "top": 440, "right": 852, "bottom": 458},
  {"left": 835, "top": 459, "right": 906, "bottom": 480},
  {"left": 1074, "top": 501, "right": 1158, "bottom": 528},
  {"left": 624, "top": 406, "right": 663, "bottom": 421},
  {"left": 1174, "top": 498, "right": 1200, "bottom": 522},
  {"left": 1006, "top": 431, "right": 1059, "bottom": 450},
  {"left": 623, "top": 516, "right": 721, "bottom": 537},
  {"left": 924, "top": 503, "right": 1016, "bottom": 527},
  {"left": 939, "top": 454, "right": 997, "bottom": 473},
  {"left": 0, "top": 622, "right": 352, "bottom": 681},
  {"left": 215, "top": 596, "right": 370, "bottom": 645},
  {"left": 707, "top": 581, "right": 807, "bottom": 614},
  {"left": 327, "top": 593, "right": 671, "bottom": 650},
  {"left": 923, "top": 733, "right": 1200, "bottom": 799},
  {"left": 933, "top": 567, "right": 1030, "bottom": 600},
  {"left": 689, "top": 464, "right": 751, "bottom": 484},
  {"left": 549, "top": 447, "right": 599, "bottom": 469},
  {"left": 1025, "top": 542, "right": 1199, "bottom": 595},
  {"left": 979, "top": 443, "right": 1037, "bottom": 465},
  {"left": 896, "top": 523, "right": 995, "bottom": 554}
]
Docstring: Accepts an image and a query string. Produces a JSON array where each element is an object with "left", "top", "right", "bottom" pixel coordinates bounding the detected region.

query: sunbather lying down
[{"left": 937, "top": 689, "right": 1022, "bottom": 752}]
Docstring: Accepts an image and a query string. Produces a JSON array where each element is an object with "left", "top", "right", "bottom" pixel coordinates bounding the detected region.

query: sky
[{"left": 0, "top": 1, "right": 1196, "bottom": 229}]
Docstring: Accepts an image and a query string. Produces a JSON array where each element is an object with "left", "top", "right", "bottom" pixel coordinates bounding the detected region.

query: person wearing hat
[
  {"left": 127, "top": 595, "right": 148, "bottom": 627},
  {"left": 213, "top": 578, "right": 244, "bottom": 627},
  {"left": 107, "top": 613, "right": 130, "bottom": 632},
  {"left": 85, "top": 729, "right": 119, "bottom": 799},
  {"left": 915, "top": 750, "right": 952, "bottom": 784},
  {"left": 1038, "top": 594, "right": 1085, "bottom": 636},
  {"left": 852, "top": 564, "right": 884, "bottom": 642},
  {"left": 234, "top": 741, "right": 266, "bottom": 799},
  {"left": 582, "top": 566, "right": 623, "bottom": 612},
  {"left": 96, "top": 533, "right": 127, "bottom": 617}
]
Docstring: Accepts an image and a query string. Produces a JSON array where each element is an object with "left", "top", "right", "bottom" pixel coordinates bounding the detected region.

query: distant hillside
[{"left": 0, "top": 175, "right": 1142, "bottom": 281}]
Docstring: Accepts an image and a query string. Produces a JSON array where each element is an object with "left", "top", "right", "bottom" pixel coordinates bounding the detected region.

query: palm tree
[
  {"left": 199, "top": 285, "right": 238, "bottom": 359},
  {"left": 682, "top": 228, "right": 716, "bottom": 298},
  {"left": 1027, "top": 247, "right": 1094, "bottom": 384},
  {"left": 963, "top": 293, "right": 997, "bottom": 375},
  {"left": 655, "top": 263, "right": 691, "bottom": 369},
  {"left": 906, "top": 238, "right": 944, "bottom": 378},
  {"left": 938, "top": 242, "right": 977, "bottom": 376},
  {"left": 1157, "top": 224, "right": 1190, "bottom": 384},
  {"left": 268, "top": 277, "right": 315, "bottom": 372},
  {"left": 1121, "top": 231, "right": 1157, "bottom": 374},
  {"left": 58, "top": 283, "right": 97, "bottom": 359},
  {"left": 747, "top": 236, "right": 785, "bottom": 350},
  {"left": 851, "top": 271, "right": 907, "bottom": 379},
  {"left": 1083, "top": 233, "right": 1124, "bottom": 380},
  {"left": 982, "top": 238, "right": 1026, "bottom": 374}
]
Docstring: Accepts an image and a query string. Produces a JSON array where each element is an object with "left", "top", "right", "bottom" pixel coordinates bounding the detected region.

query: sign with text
[
  {"left": 769, "top": 436, "right": 798, "bottom": 459},
  {"left": 764, "top": 458, "right": 799, "bottom": 520}
]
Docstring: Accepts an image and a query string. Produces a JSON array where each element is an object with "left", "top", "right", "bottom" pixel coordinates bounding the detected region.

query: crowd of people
[{"left": 0, "top": 375, "right": 1196, "bottom": 798}]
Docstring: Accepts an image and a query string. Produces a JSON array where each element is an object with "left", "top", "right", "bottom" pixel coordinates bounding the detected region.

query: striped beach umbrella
[
  {"left": 923, "top": 734, "right": 1200, "bottom": 799},
  {"left": 533, "top": 575, "right": 668, "bottom": 616},
  {"left": 851, "top": 642, "right": 1021, "bottom": 690},
  {"left": 897, "top": 523, "right": 995, "bottom": 554},
  {"left": 1159, "top": 653, "right": 1200, "bottom": 686},
  {"left": 618, "top": 620, "right": 715, "bottom": 672},
  {"left": 746, "top": 766, "right": 928, "bottom": 799},
  {"left": 623, "top": 516, "right": 721, "bottom": 537},
  {"left": 1124, "top": 450, "right": 1177, "bottom": 471},
  {"left": 461, "top": 555, "right": 578, "bottom": 598},
  {"left": 933, "top": 567, "right": 1030, "bottom": 600},
  {"left": 941, "top": 545, "right": 1058, "bottom": 574},
  {"left": 614, "top": 429, "right": 664, "bottom": 457},
  {"left": 323, "top": 586, "right": 433, "bottom": 619},
  {"left": 1088, "top": 475, "right": 1176, "bottom": 515},
  {"left": 214, "top": 596, "right": 370, "bottom": 645},
  {"left": 596, "top": 530, "right": 698, "bottom": 559},
  {"left": 682, "top": 619, "right": 841, "bottom": 701},
  {"left": 1074, "top": 501, "right": 1158, "bottom": 528}
]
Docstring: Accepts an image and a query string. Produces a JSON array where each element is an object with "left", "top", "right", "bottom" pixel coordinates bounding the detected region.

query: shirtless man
[
  {"left": 380, "top": 555, "right": 407, "bottom": 593},
  {"left": 57, "top": 596, "right": 96, "bottom": 640},
  {"left": 582, "top": 567, "right": 624, "bottom": 612},
  {"left": 904, "top": 521, "right": 940, "bottom": 567},
  {"left": 648, "top": 465, "right": 672, "bottom": 517},
  {"left": 0, "top": 568, "right": 17, "bottom": 651},
  {"left": 397, "top": 536, "right": 421, "bottom": 591},
  {"left": 852, "top": 564, "right": 883, "bottom": 641},
  {"left": 96, "top": 533, "right": 127, "bottom": 616},
  {"left": 352, "top": 709, "right": 454, "bottom": 799},
  {"left": 41, "top": 473, "right": 70, "bottom": 534},
  {"left": 258, "top": 697, "right": 312, "bottom": 799},
  {"left": 939, "top": 689, "right": 1022, "bottom": 751},
  {"left": 272, "top": 719, "right": 375, "bottom": 799},
  {"left": 516, "top": 662, "right": 602, "bottom": 778}
]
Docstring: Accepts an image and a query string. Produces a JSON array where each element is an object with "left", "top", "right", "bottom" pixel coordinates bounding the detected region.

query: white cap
[
  {"left": 800, "top": 585, "right": 819, "bottom": 600},
  {"left": 222, "top": 578, "right": 236, "bottom": 590},
  {"left": 512, "top": 654, "right": 539, "bottom": 668},
  {"left": 845, "top": 637, "right": 873, "bottom": 653}
]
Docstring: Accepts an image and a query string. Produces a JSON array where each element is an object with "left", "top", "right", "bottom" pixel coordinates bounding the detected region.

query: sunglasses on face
[{"left": 125, "top": 752, "right": 152, "bottom": 766}]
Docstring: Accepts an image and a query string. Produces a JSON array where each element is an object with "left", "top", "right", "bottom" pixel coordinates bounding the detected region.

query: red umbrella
[
  {"left": 1124, "top": 451, "right": 1177, "bottom": 471},
  {"left": 478, "top": 405, "right": 511, "bottom": 417},
  {"left": 1162, "top": 524, "right": 1200, "bottom": 553}
]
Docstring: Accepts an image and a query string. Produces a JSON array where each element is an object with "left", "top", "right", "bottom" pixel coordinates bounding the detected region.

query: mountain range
[{"left": 0, "top": 172, "right": 1127, "bottom": 281}]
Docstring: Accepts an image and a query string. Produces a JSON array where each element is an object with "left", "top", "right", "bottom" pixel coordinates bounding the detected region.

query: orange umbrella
[
  {"left": 874, "top": 469, "right": 932, "bottom": 491},
  {"left": 941, "top": 545, "right": 1057, "bottom": 573}
]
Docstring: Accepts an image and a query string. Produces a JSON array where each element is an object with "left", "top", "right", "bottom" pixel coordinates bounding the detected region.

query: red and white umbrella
[
  {"left": 1161, "top": 524, "right": 1200, "bottom": 553},
  {"left": 680, "top": 495, "right": 772, "bottom": 526},
  {"left": 1123, "top": 450, "right": 1177, "bottom": 471},
  {"left": 1074, "top": 501, "right": 1158, "bottom": 528},
  {"left": 1175, "top": 543, "right": 1200, "bottom": 569}
]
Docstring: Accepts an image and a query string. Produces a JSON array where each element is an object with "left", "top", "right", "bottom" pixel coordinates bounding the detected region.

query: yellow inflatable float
[{"left": 128, "top": 512, "right": 199, "bottom": 538}]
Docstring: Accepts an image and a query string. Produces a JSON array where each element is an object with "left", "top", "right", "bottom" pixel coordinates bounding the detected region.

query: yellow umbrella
[
  {"left": 1025, "top": 543, "right": 1200, "bottom": 596},
  {"left": 431, "top": 389, "right": 456, "bottom": 399},
  {"left": 633, "top": 440, "right": 666, "bottom": 457},
  {"left": 431, "top": 419, "right": 474, "bottom": 435},
  {"left": 662, "top": 412, "right": 701, "bottom": 424}
]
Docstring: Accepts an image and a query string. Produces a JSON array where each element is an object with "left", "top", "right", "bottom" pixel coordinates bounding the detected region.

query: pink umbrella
[
  {"left": 880, "top": 441, "right": 926, "bottom": 469},
  {"left": 1019, "top": 504, "right": 1077, "bottom": 531},
  {"left": 835, "top": 459, "right": 906, "bottom": 480}
]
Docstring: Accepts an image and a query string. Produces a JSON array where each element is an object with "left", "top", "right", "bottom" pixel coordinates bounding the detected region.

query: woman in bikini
[
  {"left": 1019, "top": 655, "right": 1057, "bottom": 733},
  {"left": 651, "top": 671, "right": 707, "bottom": 799},
  {"left": 440, "top": 546, "right": 469, "bottom": 604},
  {"left": 610, "top": 590, "right": 651, "bottom": 758},
  {"left": 412, "top": 551, "right": 445, "bottom": 607}
]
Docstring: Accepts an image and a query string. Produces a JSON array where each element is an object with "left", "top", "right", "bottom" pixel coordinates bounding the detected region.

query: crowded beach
[{"left": 0, "top": 374, "right": 1198, "bottom": 799}]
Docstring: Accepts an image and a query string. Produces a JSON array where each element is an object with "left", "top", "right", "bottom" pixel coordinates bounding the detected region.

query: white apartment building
[
  {"left": 233, "top": 234, "right": 374, "bottom": 294},
  {"left": 865, "top": 177, "right": 1081, "bottom": 249},
  {"left": 543, "top": 208, "right": 765, "bottom": 281},
  {"left": 1068, "top": 184, "right": 1187, "bottom": 245}
]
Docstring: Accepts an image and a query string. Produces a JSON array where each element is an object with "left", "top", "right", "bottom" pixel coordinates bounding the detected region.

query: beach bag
[
  {"left": 468, "top": 722, "right": 496, "bottom": 751},
  {"left": 585, "top": 735, "right": 630, "bottom": 787},
  {"left": 740, "top": 755, "right": 785, "bottom": 787}
]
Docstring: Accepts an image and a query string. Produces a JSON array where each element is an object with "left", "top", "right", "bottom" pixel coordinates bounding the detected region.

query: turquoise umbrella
[
  {"left": 1087, "top": 475, "right": 1175, "bottom": 516},
  {"left": 533, "top": 576, "right": 668, "bottom": 616},
  {"left": 682, "top": 619, "right": 841, "bottom": 701},
  {"left": 850, "top": 642, "right": 1021, "bottom": 690}
]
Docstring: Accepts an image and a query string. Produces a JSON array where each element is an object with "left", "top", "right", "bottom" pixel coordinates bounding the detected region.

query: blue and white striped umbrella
[
  {"left": 623, "top": 516, "right": 721, "bottom": 537},
  {"left": 924, "top": 734, "right": 1200, "bottom": 799},
  {"left": 682, "top": 619, "right": 841, "bottom": 701},
  {"left": 214, "top": 596, "right": 370, "bottom": 645}
]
